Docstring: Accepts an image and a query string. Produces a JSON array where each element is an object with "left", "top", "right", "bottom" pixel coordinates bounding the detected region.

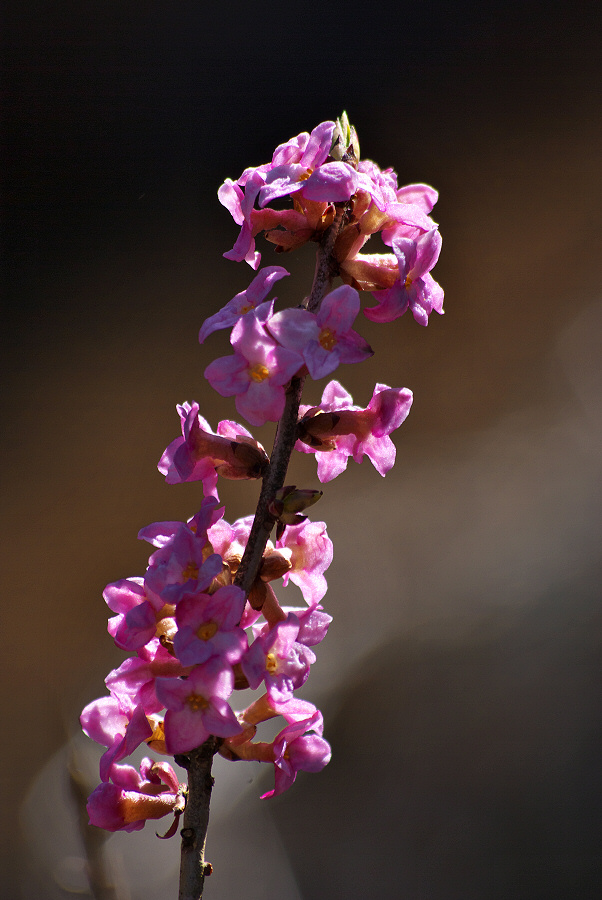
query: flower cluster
[
  {"left": 219, "top": 113, "right": 444, "bottom": 326},
  {"left": 81, "top": 114, "right": 442, "bottom": 839},
  {"left": 82, "top": 493, "right": 334, "bottom": 829}
]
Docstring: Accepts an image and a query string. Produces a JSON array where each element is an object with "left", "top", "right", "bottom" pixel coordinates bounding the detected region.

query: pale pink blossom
[
  {"left": 267, "top": 284, "right": 373, "bottom": 380},
  {"left": 296, "top": 380, "right": 413, "bottom": 481},
  {"left": 155, "top": 660, "right": 241, "bottom": 755},
  {"left": 199, "top": 265, "right": 289, "bottom": 343},
  {"left": 87, "top": 758, "right": 183, "bottom": 832},
  {"left": 205, "top": 302, "right": 304, "bottom": 426},
  {"left": 365, "top": 229, "right": 444, "bottom": 326}
]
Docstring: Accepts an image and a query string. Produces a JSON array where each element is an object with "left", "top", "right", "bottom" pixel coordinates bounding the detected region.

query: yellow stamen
[
  {"left": 187, "top": 692, "right": 209, "bottom": 712},
  {"left": 249, "top": 364, "right": 270, "bottom": 383},
  {"left": 181, "top": 562, "right": 199, "bottom": 581},
  {"left": 196, "top": 621, "right": 218, "bottom": 641},
  {"left": 265, "top": 652, "right": 279, "bottom": 674},
  {"left": 318, "top": 327, "right": 337, "bottom": 351}
]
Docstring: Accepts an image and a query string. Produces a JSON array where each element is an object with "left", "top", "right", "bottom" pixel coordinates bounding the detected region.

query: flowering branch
[{"left": 80, "top": 112, "right": 444, "bottom": 900}]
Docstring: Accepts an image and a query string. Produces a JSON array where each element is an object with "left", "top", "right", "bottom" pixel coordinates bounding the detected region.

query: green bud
[
  {"left": 331, "top": 111, "right": 360, "bottom": 166},
  {"left": 268, "top": 486, "right": 324, "bottom": 538}
]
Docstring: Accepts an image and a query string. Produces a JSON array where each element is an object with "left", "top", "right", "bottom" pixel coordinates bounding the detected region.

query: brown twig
[
  {"left": 233, "top": 204, "right": 346, "bottom": 595},
  {"left": 177, "top": 738, "right": 219, "bottom": 900}
]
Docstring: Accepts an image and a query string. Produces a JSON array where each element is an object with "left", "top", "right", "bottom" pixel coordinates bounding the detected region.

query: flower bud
[
  {"left": 331, "top": 111, "right": 360, "bottom": 167},
  {"left": 273, "top": 486, "right": 323, "bottom": 519},
  {"left": 269, "top": 486, "right": 323, "bottom": 540}
]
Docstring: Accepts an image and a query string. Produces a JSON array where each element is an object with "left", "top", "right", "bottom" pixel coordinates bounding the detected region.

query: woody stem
[{"left": 233, "top": 204, "right": 346, "bottom": 595}]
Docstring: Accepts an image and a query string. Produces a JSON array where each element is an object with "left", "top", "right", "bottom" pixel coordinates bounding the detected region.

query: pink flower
[
  {"left": 99, "top": 707, "right": 154, "bottom": 783},
  {"left": 204, "top": 302, "right": 304, "bottom": 427},
  {"left": 138, "top": 497, "right": 225, "bottom": 549},
  {"left": 329, "top": 162, "right": 441, "bottom": 297},
  {"left": 105, "top": 640, "right": 187, "bottom": 715},
  {"left": 296, "top": 380, "right": 413, "bottom": 481},
  {"left": 144, "top": 523, "right": 223, "bottom": 605},
  {"left": 173, "top": 585, "right": 247, "bottom": 666},
  {"left": 80, "top": 696, "right": 135, "bottom": 749},
  {"left": 277, "top": 604, "right": 332, "bottom": 646},
  {"left": 104, "top": 577, "right": 163, "bottom": 651},
  {"left": 219, "top": 121, "right": 363, "bottom": 266},
  {"left": 159, "top": 404, "right": 218, "bottom": 494},
  {"left": 393, "top": 182, "right": 439, "bottom": 213},
  {"left": 261, "top": 710, "right": 331, "bottom": 799},
  {"left": 159, "top": 403, "right": 268, "bottom": 490},
  {"left": 267, "top": 284, "right": 373, "bottom": 380},
  {"left": 241, "top": 613, "right": 315, "bottom": 704},
  {"left": 275, "top": 519, "right": 333, "bottom": 604},
  {"left": 257, "top": 120, "right": 337, "bottom": 206},
  {"left": 218, "top": 169, "right": 265, "bottom": 268},
  {"left": 87, "top": 758, "right": 183, "bottom": 832},
  {"left": 364, "top": 229, "right": 444, "bottom": 326},
  {"left": 353, "top": 159, "right": 437, "bottom": 232},
  {"left": 155, "top": 661, "right": 241, "bottom": 755},
  {"left": 80, "top": 699, "right": 153, "bottom": 783},
  {"left": 198, "top": 265, "right": 289, "bottom": 343}
]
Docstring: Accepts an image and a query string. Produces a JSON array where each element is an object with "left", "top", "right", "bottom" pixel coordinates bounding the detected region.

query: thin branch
[
  {"left": 233, "top": 204, "right": 346, "bottom": 595},
  {"left": 177, "top": 738, "right": 219, "bottom": 900}
]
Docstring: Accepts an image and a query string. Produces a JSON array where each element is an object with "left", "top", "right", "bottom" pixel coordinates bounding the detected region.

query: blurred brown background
[{"left": 3, "top": 7, "right": 601, "bottom": 899}]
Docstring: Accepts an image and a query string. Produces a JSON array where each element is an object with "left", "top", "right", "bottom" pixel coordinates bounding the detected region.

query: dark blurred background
[{"left": 2, "top": 5, "right": 601, "bottom": 899}]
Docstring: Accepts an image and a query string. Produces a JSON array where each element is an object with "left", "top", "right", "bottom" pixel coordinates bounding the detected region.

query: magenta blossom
[
  {"left": 173, "top": 585, "right": 247, "bottom": 666},
  {"left": 104, "top": 577, "right": 160, "bottom": 651},
  {"left": 98, "top": 706, "right": 153, "bottom": 783},
  {"left": 199, "top": 265, "right": 289, "bottom": 343},
  {"left": 296, "top": 380, "right": 413, "bottom": 482},
  {"left": 351, "top": 159, "right": 438, "bottom": 237},
  {"left": 276, "top": 520, "right": 333, "bottom": 604},
  {"left": 241, "top": 613, "right": 316, "bottom": 704},
  {"left": 105, "top": 639, "right": 187, "bottom": 715},
  {"left": 257, "top": 120, "right": 337, "bottom": 206},
  {"left": 80, "top": 696, "right": 135, "bottom": 750},
  {"left": 159, "top": 404, "right": 218, "bottom": 494},
  {"left": 137, "top": 497, "right": 225, "bottom": 550},
  {"left": 87, "top": 758, "right": 184, "bottom": 833},
  {"left": 267, "top": 284, "right": 373, "bottom": 380},
  {"left": 218, "top": 168, "right": 265, "bottom": 268},
  {"left": 155, "top": 660, "right": 241, "bottom": 755},
  {"left": 144, "top": 523, "right": 223, "bottom": 605},
  {"left": 159, "top": 403, "right": 267, "bottom": 490},
  {"left": 261, "top": 710, "right": 331, "bottom": 799},
  {"left": 204, "top": 302, "right": 304, "bottom": 427},
  {"left": 365, "top": 229, "right": 444, "bottom": 326},
  {"left": 80, "top": 699, "right": 153, "bottom": 782},
  {"left": 219, "top": 120, "right": 362, "bottom": 268},
  {"left": 275, "top": 604, "right": 332, "bottom": 647},
  {"left": 251, "top": 604, "right": 331, "bottom": 650}
]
